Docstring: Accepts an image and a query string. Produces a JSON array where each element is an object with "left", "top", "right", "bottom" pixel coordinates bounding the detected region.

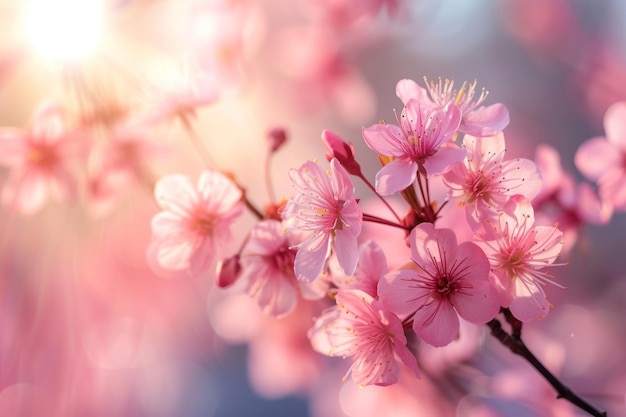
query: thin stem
[
  {"left": 264, "top": 152, "right": 276, "bottom": 203},
  {"left": 415, "top": 172, "right": 435, "bottom": 222},
  {"left": 487, "top": 313, "right": 607, "bottom": 417},
  {"left": 358, "top": 173, "right": 402, "bottom": 222},
  {"left": 362, "top": 213, "right": 408, "bottom": 231},
  {"left": 180, "top": 115, "right": 264, "bottom": 220}
]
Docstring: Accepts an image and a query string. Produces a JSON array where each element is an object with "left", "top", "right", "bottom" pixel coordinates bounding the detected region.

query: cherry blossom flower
[
  {"left": 475, "top": 195, "right": 564, "bottom": 322},
  {"left": 378, "top": 223, "right": 499, "bottom": 347},
  {"left": 238, "top": 219, "right": 300, "bottom": 318},
  {"left": 282, "top": 158, "right": 362, "bottom": 282},
  {"left": 0, "top": 101, "right": 88, "bottom": 214},
  {"left": 396, "top": 77, "right": 510, "bottom": 137},
  {"left": 309, "top": 289, "right": 420, "bottom": 386},
  {"left": 148, "top": 169, "right": 243, "bottom": 277},
  {"left": 443, "top": 132, "right": 542, "bottom": 234},
  {"left": 575, "top": 101, "right": 626, "bottom": 211},
  {"left": 362, "top": 101, "right": 463, "bottom": 195}
]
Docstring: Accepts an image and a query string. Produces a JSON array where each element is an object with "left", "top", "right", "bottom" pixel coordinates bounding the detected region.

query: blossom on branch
[
  {"left": 148, "top": 169, "right": 243, "bottom": 277},
  {"left": 443, "top": 132, "right": 542, "bottom": 235},
  {"left": 309, "top": 289, "right": 419, "bottom": 387},
  {"left": 238, "top": 219, "right": 300, "bottom": 318},
  {"left": 378, "top": 223, "right": 499, "bottom": 347},
  {"left": 476, "top": 195, "right": 564, "bottom": 322},
  {"left": 283, "top": 158, "right": 362, "bottom": 282},
  {"left": 362, "top": 99, "right": 463, "bottom": 195}
]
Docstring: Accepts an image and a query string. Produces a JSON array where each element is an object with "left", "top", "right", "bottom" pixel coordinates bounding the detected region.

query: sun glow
[{"left": 24, "top": 0, "right": 103, "bottom": 62}]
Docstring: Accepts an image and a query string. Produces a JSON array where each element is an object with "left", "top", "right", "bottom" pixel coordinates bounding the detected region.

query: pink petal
[
  {"left": 151, "top": 211, "right": 188, "bottom": 239},
  {"left": 509, "top": 280, "right": 550, "bottom": 322},
  {"left": 154, "top": 174, "right": 198, "bottom": 216},
  {"left": 153, "top": 236, "right": 198, "bottom": 271},
  {"left": 576, "top": 182, "right": 613, "bottom": 224},
  {"left": 198, "top": 169, "right": 242, "bottom": 215},
  {"left": 604, "top": 101, "right": 626, "bottom": 151},
  {"left": 375, "top": 158, "right": 417, "bottom": 196},
  {"left": 599, "top": 168, "right": 626, "bottom": 210},
  {"left": 187, "top": 236, "right": 215, "bottom": 276},
  {"left": 422, "top": 143, "right": 466, "bottom": 176},
  {"left": 378, "top": 269, "right": 421, "bottom": 316},
  {"left": 395, "top": 79, "right": 428, "bottom": 106},
  {"left": 330, "top": 158, "right": 355, "bottom": 200},
  {"left": 412, "top": 298, "right": 460, "bottom": 347},
  {"left": 575, "top": 137, "right": 621, "bottom": 181},
  {"left": 410, "top": 223, "right": 457, "bottom": 274},
  {"left": 334, "top": 227, "right": 359, "bottom": 277},
  {"left": 461, "top": 103, "right": 510, "bottom": 136},
  {"left": 294, "top": 232, "right": 331, "bottom": 282},
  {"left": 362, "top": 124, "right": 407, "bottom": 158}
]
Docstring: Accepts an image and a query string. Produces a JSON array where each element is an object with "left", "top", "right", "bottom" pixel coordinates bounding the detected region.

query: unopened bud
[
  {"left": 321, "top": 129, "right": 362, "bottom": 176},
  {"left": 216, "top": 254, "right": 242, "bottom": 288},
  {"left": 267, "top": 127, "right": 288, "bottom": 153}
]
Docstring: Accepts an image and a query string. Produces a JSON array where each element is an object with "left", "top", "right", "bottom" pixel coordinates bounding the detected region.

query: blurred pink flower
[
  {"left": 0, "top": 101, "right": 88, "bottom": 214},
  {"left": 238, "top": 219, "right": 300, "bottom": 318},
  {"left": 534, "top": 144, "right": 612, "bottom": 254},
  {"left": 362, "top": 100, "right": 463, "bottom": 195},
  {"left": 575, "top": 101, "right": 626, "bottom": 211},
  {"left": 379, "top": 223, "right": 499, "bottom": 347},
  {"left": 476, "top": 195, "right": 564, "bottom": 322},
  {"left": 148, "top": 169, "right": 243, "bottom": 277},
  {"left": 87, "top": 125, "right": 168, "bottom": 216},
  {"left": 310, "top": 289, "right": 420, "bottom": 386},
  {"left": 283, "top": 158, "right": 362, "bottom": 282},
  {"left": 443, "top": 132, "right": 542, "bottom": 234}
]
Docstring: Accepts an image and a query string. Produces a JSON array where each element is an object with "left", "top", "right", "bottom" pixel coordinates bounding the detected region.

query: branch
[{"left": 487, "top": 312, "right": 607, "bottom": 417}]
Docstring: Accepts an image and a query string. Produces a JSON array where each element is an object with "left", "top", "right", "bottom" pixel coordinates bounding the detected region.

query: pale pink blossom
[
  {"left": 362, "top": 100, "right": 463, "bottom": 195},
  {"left": 379, "top": 223, "right": 499, "bottom": 347},
  {"left": 396, "top": 77, "right": 510, "bottom": 137},
  {"left": 282, "top": 158, "right": 362, "bottom": 282},
  {"left": 0, "top": 101, "right": 88, "bottom": 214},
  {"left": 148, "top": 169, "right": 243, "bottom": 277},
  {"left": 238, "top": 219, "right": 300, "bottom": 318},
  {"left": 310, "top": 289, "right": 419, "bottom": 386},
  {"left": 575, "top": 101, "right": 626, "bottom": 210},
  {"left": 443, "top": 132, "right": 542, "bottom": 234},
  {"left": 475, "top": 195, "right": 564, "bottom": 322}
]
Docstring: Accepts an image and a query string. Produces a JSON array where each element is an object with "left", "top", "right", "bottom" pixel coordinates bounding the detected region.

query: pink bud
[
  {"left": 267, "top": 127, "right": 288, "bottom": 153},
  {"left": 321, "top": 129, "right": 362, "bottom": 176},
  {"left": 216, "top": 255, "right": 242, "bottom": 288}
]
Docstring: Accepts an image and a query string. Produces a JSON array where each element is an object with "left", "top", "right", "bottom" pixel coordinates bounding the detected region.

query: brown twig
[{"left": 487, "top": 309, "right": 607, "bottom": 417}]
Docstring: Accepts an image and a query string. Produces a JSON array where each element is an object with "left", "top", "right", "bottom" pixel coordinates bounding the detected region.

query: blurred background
[{"left": 0, "top": 0, "right": 625, "bottom": 416}]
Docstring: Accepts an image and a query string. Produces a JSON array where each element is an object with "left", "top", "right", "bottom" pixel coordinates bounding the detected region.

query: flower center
[
  {"left": 192, "top": 211, "right": 215, "bottom": 235},
  {"left": 436, "top": 275, "right": 453, "bottom": 296},
  {"left": 28, "top": 145, "right": 57, "bottom": 167}
]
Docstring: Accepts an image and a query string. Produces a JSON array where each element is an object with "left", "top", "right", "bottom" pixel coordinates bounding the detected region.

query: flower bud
[
  {"left": 267, "top": 127, "right": 288, "bottom": 153},
  {"left": 321, "top": 129, "right": 362, "bottom": 176},
  {"left": 216, "top": 254, "right": 242, "bottom": 288}
]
